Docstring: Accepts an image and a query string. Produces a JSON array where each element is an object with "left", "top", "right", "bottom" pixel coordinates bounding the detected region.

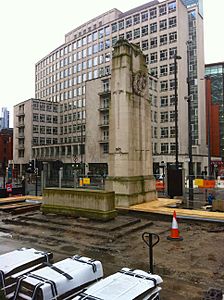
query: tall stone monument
[{"left": 105, "top": 40, "right": 156, "bottom": 207}]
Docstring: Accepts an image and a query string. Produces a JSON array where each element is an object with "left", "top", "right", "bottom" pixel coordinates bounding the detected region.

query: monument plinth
[{"left": 105, "top": 40, "right": 156, "bottom": 207}]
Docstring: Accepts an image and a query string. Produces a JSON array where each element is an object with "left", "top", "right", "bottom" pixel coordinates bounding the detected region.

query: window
[
  {"left": 159, "top": 4, "right": 167, "bottom": 16},
  {"left": 126, "top": 17, "right": 132, "bottom": 28},
  {"left": 159, "top": 19, "right": 167, "bottom": 31},
  {"left": 170, "top": 79, "right": 175, "bottom": 90},
  {"left": 160, "top": 80, "right": 168, "bottom": 91},
  {"left": 133, "top": 14, "right": 140, "bottom": 25},
  {"left": 170, "top": 126, "right": 175, "bottom": 137},
  {"left": 150, "top": 22, "right": 157, "bottom": 33},
  {"left": 92, "top": 31, "right": 97, "bottom": 41},
  {"left": 118, "top": 20, "right": 124, "bottom": 30},
  {"left": 160, "top": 65, "right": 168, "bottom": 76},
  {"left": 149, "top": 7, "right": 157, "bottom": 19},
  {"left": 169, "top": 16, "right": 177, "bottom": 28},
  {"left": 99, "top": 29, "right": 104, "bottom": 39},
  {"left": 169, "top": 31, "right": 177, "bottom": 43},
  {"left": 112, "top": 36, "right": 118, "bottom": 47},
  {"left": 40, "top": 114, "right": 45, "bottom": 122},
  {"left": 168, "top": 2, "right": 176, "bottom": 13},
  {"left": 150, "top": 67, "right": 157, "bottom": 77},
  {"left": 134, "top": 28, "right": 140, "bottom": 39},
  {"left": 87, "top": 34, "right": 92, "bottom": 43},
  {"left": 169, "top": 63, "right": 175, "bottom": 74},
  {"left": 150, "top": 52, "right": 157, "bottom": 64},
  {"left": 32, "top": 138, "right": 38, "bottom": 146},
  {"left": 33, "top": 102, "right": 39, "bottom": 110},
  {"left": 103, "top": 130, "right": 109, "bottom": 141},
  {"left": 112, "top": 23, "right": 117, "bottom": 33},
  {"left": 160, "top": 96, "right": 168, "bottom": 107},
  {"left": 142, "top": 39, "right": 148, "bottom": 51},
  {"left": 40, "top": 137, "right": 45, "bottom": 145},
  {"left": 161, "top": 127, "right": 168, "bottom": 138},
  {"left": 161, "top": 143, "right": 168, "bottom": 154},
  {"left": 161, "top": 111, "right": 168, "bottom": 123},
  {"left": 33, "top": 125, "right": 39, "bottom": 133},
  {"left": 103, "top": 79, "right": 110, "bottom": 92},
  {"left": 105, "top": 26, "right": 110, "bottom": 35},
  {"left": 46, "top": 126, "right": 51, "bottom": 134},
  {"left": 141, "top": 25, "right": 148, "bottom": 37},
  {"left": 103, "top": 143, "right": 109, "bottom": 154},
  {"left": 87, "top": 46, "right": 92, "bottom": 56},
  {"left": 169, "top": 47, "right": 177, "bottom": 59},
  {"left": 93, "top": 44, "right": 98, "bottom": 54},
  {"left": 141, "top": 11, "right": 148, "bottom": 22},
  {"left": 105, "top": 39, "right": 110, "bottom": 49},
  {"left": 160, "top": 34, "right": 167, "bottom": 46},
  {"left": 170, "top": 95, "right": 175, "bottom": 106},
  {"left": 33, "top": 114, "right": 39, "bottom": 122},
  {"left": 150, "top": 37, "right": 157, "bottom": 49},
  {"left": 160, "top": 49, "right": 168, "bottom": 61},
  {"left": 53, "top": 127, "right": 58, "bottom": 135},
  {"left": 126, "top": 31, "right": 132, "bottom": 41},
  {"left": 170, "top": 143, "right": 176, "bottom": 153},
  {"left": 170, "top": 110, "right": 175, "bottom": 122}
]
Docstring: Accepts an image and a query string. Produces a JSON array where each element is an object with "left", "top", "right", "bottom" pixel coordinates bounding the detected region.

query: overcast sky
[{"left": 0, "top": 0, "right": 223, "bottom": 126}]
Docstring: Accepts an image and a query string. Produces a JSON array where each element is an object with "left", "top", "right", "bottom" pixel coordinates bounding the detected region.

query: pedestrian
[{"left": 207, "top": 193, "right": 215, "bottom": 205}]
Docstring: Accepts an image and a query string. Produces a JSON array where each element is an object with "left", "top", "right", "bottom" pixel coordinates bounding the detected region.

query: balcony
[
  {"left": 99, "top": 138, "right": 109, "bottom": 144},
  {"left": 99, "top": 122, "right": 109, "bottom": 128},
  {"left": 16, "top": 111, "right": 25, "bottom": 117},
  {"left": 16, "top": 122, "right": 25, "bottom": 128},
  {"left": 17, "top": 144, "right": 25, "bottom": 149},
  {"left": 98, "top": 89, "right": 110, "bottom": 96},
  {"left": 98, "top": 106, "right": 109, "bottom": 112}
]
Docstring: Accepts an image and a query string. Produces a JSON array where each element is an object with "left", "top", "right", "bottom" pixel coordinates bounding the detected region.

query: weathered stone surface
[
  {"left": 106, "top": 39, "right": 156, "bottom": 206},
  {"left": 41, "top": 188, "right": 117, "bottom": 221}
]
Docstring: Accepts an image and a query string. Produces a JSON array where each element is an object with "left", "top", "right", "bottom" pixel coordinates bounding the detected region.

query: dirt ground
[{"left": 0, "top": 210, "right": 224, "bottom": 299}]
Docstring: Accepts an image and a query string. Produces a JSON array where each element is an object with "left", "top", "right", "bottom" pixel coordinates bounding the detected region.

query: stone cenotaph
[{"left": 105, "top": 39, "right": 156, "bottom": 207}]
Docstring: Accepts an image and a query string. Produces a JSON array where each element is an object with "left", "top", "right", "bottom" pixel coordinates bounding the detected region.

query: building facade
[
  {"left": 14, "top": 0, "right": 208, "bottom": 176},
  {"left": 0, "top": 107, "right": 10, "bottom": 130},
  {"left": 0, "top": 128, "right": 13, "bottom": 181},
  {"left": 205, "top": 62, "right": 224, "bottom": 176}
]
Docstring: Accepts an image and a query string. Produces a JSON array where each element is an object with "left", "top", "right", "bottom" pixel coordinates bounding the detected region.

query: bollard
[{"left": 142, "top": 232, "right": 160, "bottom": 274}]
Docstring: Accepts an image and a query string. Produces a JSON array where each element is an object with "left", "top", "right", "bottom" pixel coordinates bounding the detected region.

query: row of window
[
  {"left": 37, "top": 29, "right": 177, "bottom": 83},
  {"left": 33, "top": 102, "right": 58, "bottom": 112},
  {"left": 32, "top": 136, "right": 85, "bottom": 146},
  {"left": 36, "top": 53, "right": 111, "bottom": 81},
  {"left": 151, "top": 110, "right": 177, "bottom": 123},
  {"left": 32, "top": 144, "right": 83, "bottom": 159},
  {"left": 33, "top": 125, "right": 58, "bottom": 135},
  {"left": 152, "top": 126, "right": 176, "bottom": 139},
  {"left": 112, "top": 3, "right": 176, "bottom": 33},
  {"left": 36, "top": 66, "right": 111, "bottom": 95},
  {"left": 33, "top": 110, "right": 85, "bottom": 123},
  {"left": 36, "top": 1, "right": 177, "bottom": 71},
  {"left": 59, "top": 124, "right": 86, "bottom": 135}
]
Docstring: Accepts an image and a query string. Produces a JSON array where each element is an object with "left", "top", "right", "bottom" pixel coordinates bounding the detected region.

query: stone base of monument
[
  {"left": 105, "top": 175, "right": 157, "bottom": 208},
  {"left": 41, "top": 188, "right": 117, "bottom": 221}
]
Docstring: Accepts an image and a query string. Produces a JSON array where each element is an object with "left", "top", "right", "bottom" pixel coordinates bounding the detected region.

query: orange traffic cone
[{"left": 167, "top": 210, "right": 183, "bottom": 241}]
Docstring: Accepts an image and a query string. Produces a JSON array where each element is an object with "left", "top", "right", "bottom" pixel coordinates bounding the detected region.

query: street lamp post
[
  {"left": 205, "top": 76, "right": 212, "bottom": 178},
  {"left": 174, "top": 54, "right": 182, "bottom": 170},
  {"left": 186, "top": 41, "right": 194, "bottom": 208}
]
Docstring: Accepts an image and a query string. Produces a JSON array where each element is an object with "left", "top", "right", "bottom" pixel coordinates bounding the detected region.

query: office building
[
  {"left": 205, "top": 62, "right": 224, "bottom": 176},
  {"left": 14, "top": 0, "right": 208, "bottom": 176},
  {"left": 0, "top": 107, "right": 10, "bottom": 130}
]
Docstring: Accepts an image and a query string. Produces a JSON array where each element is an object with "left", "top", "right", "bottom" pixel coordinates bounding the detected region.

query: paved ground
[{"left": 0, "top": 202, "right": 224, "bottom": 299}]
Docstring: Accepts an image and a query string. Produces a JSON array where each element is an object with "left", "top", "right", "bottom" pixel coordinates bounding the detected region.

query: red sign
[{"left": 6, "top": 183, "right": 12, "bottom": 193}]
